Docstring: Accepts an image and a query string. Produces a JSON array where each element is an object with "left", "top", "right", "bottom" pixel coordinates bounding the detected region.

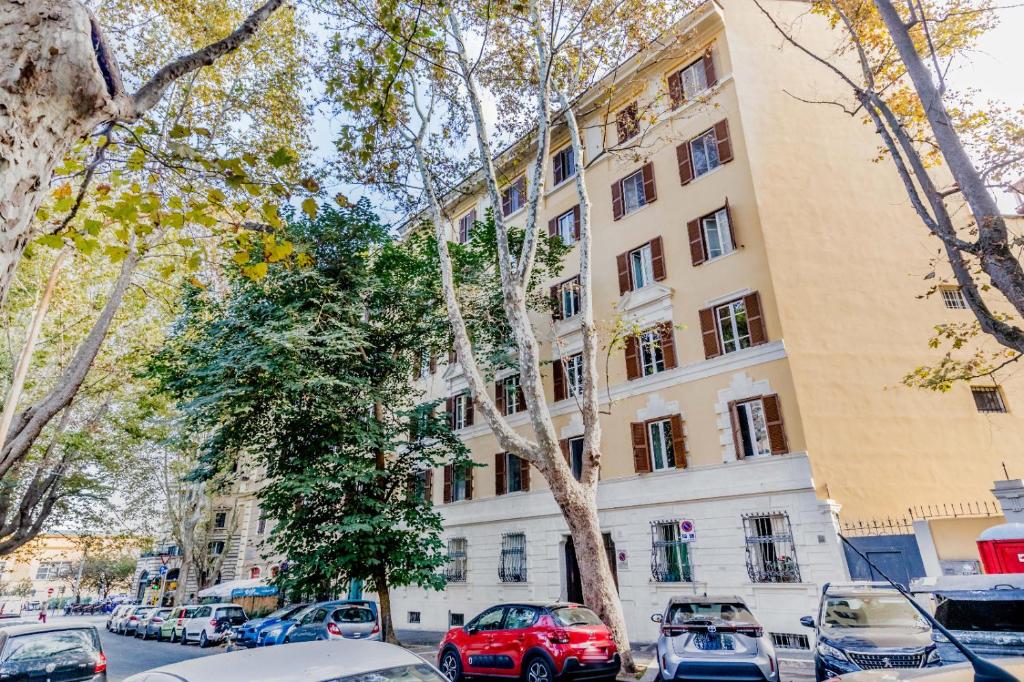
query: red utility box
[{"left": 977, "top": 523, "right": 1024, "bottom": 574}]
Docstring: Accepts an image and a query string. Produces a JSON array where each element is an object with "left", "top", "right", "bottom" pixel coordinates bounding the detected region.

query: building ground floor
[{"left": 389, "top": 453, "right": 848, "bottom": 645}]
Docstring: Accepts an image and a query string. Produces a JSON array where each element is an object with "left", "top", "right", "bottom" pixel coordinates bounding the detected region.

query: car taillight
[
  {"left": 371, "top": 622, "right": 380, "bottom": 634},
  {"left": 153, "top": 617, "right": 163, "bottom": 623},
  {"left": 129, "top": 616, "right": 138, "bottom": 621},
  {"left": 327, "top": 622, "right": 342, "bottom": 636},
  {"left": 210, "top": 619, "right": 219, "bottom": 628},
  {"left": 95, "top": 652, "right": 107, "bottom": 673},
  {"left": 548, "top": 629, "right": 571, "bottom": 644}
]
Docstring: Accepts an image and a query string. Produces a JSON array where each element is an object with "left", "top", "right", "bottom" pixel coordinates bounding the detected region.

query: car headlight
[
  {"left": 816, "top": 642, "right": 849, "bottom": 662},
  {"left": 927, "top": 648, "right": 941, "bottom": 664}
]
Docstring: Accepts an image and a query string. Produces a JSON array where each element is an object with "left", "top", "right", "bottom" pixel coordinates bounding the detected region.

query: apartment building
[{"left": 387, "top": 0, "right": 1024, "bottom": 644}]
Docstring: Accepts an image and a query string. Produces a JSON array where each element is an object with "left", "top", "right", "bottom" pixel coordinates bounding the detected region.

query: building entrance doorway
[{"left": 565, "top": 533, "right": 618, "bottom": 605}]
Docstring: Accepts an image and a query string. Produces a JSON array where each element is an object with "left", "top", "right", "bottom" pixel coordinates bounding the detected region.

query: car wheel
[
  {"left": 199, "top": 631, "right": 209, "bottom": 648},
  {"left": 439, "top": 649, "right": 462, "bottom": 682},
  {"left": 180, "top": 630, "right": 188, "bottom": 645},
  {"left": 524, "top": 656, "right": 555, "bottom": 682}
]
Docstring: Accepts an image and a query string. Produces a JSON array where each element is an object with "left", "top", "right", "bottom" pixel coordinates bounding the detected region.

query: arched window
[
  {"left": 270, "top": 565, "right": 280, "bottom": 577},
  {"left": 249, "top": 567, "right": 261, "bottom": 579}
]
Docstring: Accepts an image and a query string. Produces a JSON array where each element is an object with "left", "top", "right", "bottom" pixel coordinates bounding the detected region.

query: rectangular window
[
  {"left": 458, "top": 210, "right": 475, "bottom": 244},
  {"left": 214, "top": 512, "right": 227, "bottom": 529},
  {"left": 505, "top": 452, "right": 524, "bottom": 493},
  {"left": 35, "top": 562, "right": 72, "bottom": 581},
  {"left": 553, "top": 146, "right": 575, "bottom": 185},
  {"left": 450, "top": 613, "right": 465, "bottom": 627},
  {"left": 500, "top": 376, "right": 523, "bottom": 415},
  {"left": 972, "top": 386, "right": 1007, "bottom": 413},
  {"left": 557, "top": 210, "right": 577, "bottom": 244},
  {"left": 568, "top": 437, "right": 584, "bottom": 482},
  {"left": 452, "top": 393, "right": 470, "bottom": 429},
  {"left": 408, "top": 611, "right": 421, "bottom": 624},
  {"left": 941, "top": 286, "right": 967, "bottom": 309},
  {"left": 647, "top": 419, "right": 676, "bottom": 471},
  {"left": 616, "top": 102, "right": 639, "bottom": 144},
  {"left": 735, "top": 399, "right": 772, "bottom": 458},
  {"left": 499, "top": 532, "right": 528, "bottom": 583},
  {"left": 651, "top": 521, "right": 693, "bottom": 582},
  {"left": 558, "top": 277, "right": 580, "bottom": 319},
  {"left": 446, "top": 537, "right": 467, "bottom": 583},
  {"left": 639, "top": 329, "right": 666, "bottom": 376},
  {"left": 209, "top": 540, "right": 226, "bottom": 556},
  {"left": 715, "top": 299, "right": 751, "bottom": 354},
  {"left": 629, "top": 243, "right": 654, "bottom": 290},
  {"left": 621, "top": 170, "right": 647, "bottom": 214},
  {"left": 257, "top": 514, "right": 267, "bottom": 535},
  {"left": 702, "top": 208, "right": 734, "bottom": 259},
  {"left": 743, "top": 513, "right": 800, "bottom": 583},
  {"left": 451, "top": 466, "right": 470, "bottom": 502},
  {"left": 565, "top": 354, "right": 584, "bottom": 397},
  {"left": 502, "top": 178, "right": 526, "bottom": 216},
  {"left": 679, "top": 58, "right": 709, "bottom": 101},
  {"left": 690, "top": 129, "right": 721, "bottom": 178}
]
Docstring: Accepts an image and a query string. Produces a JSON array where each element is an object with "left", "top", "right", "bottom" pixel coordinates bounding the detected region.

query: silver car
[
  {"left": 137, "top": 607, "right": 173, "bottom": 640},
  {"left": 652, "top": 596, "right": 779, "bottom": 682},
  {"left": 285, "top": 601, "right": 381, "bottom": 642}
]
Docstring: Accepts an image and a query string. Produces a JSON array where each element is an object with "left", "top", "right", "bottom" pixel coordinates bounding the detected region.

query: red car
[{"left": 437, "top": 602, "right": 620, "bottom": 682}]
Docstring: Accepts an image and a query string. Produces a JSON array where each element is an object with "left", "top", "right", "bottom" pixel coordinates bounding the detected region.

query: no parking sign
[{"left": 678, "top": 519, "right": 696, "bottom": 542}]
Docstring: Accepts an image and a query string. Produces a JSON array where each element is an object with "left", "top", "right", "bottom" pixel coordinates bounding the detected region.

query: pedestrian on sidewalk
[{"left": 37, "top": 606, "right": 47, "bottom": 624}]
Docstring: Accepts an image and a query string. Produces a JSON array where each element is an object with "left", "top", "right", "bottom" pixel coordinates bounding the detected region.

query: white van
[{"left": 180, "top": 603, "right": 247, "bottom": 647}]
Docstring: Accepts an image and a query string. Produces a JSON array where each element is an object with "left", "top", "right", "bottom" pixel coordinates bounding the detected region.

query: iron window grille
[
  {"left": 743, "top": 512, "right": 801, "bottom": 583},
  {"left": 771, "top": 632, "right": 810, "bottom": 650},
  {"left": 445, "top": 537, "right": 467, "bottom": 583},
  {"left": 450, "top": 613, "right": 465, "bottom": 627},
  {"left": 650, "top": 520, "right": 694, "bottom": 582},
  {"left": 408, "top": 611, "right": 421, "bottom": 624},
  {"left": 971, "top": 386, "right": 1007, "bottom": 413},
  {"left": 941, "top": 287, "right": 968, "bottom": 310},
  {"left": 498, "top": 532, "right": 528, "bottom": 583}
]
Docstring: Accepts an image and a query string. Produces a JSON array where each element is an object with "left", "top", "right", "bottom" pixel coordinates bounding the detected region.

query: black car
[{"left": 0, "top": 623, "right": 107, "bottom": 681}]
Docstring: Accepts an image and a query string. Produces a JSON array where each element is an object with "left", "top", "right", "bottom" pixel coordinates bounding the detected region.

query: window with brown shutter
[
  {"left": 689, "top": 204, "right": 737, "bottom": 266},
  {"left": 731, "top": 395, "right": 788, "bottom": 459},
  {"left": 616, "top": 102, "right": 639, "bottom": 144},
  {"left": 699, "top": 307, "right": 721, "bottom": 359},
  {"left": 659, "top": 321, "right": 678, "bottom": 370},
  {"left": 520, "top": 457, "right": 531, "bottom": 491},
  {"left": 667, "top": 70, "right": 684, "bottom": 109},
  {"left": 714, "top": 120, "right": 733, "bottom": 165},
  {"left": 624, "top": 335, "right": 641, "bottom": 380},
  {"left": 495, "top": 452, "right": 506, "bottom": 496},
  {"left": 650, "top": 236, "right": 666, "bottom": 281},
  {"left": 502, "top": 177, "right": 526, "bottom": 216},
  {"left": 572, "top": 204, "right": 581, "bottom": 240},
  {"left": 688, "top": 218, "right": 706, "bottom": 266},
  {"left": 553, "top": 359, "right": 566, "bottom": 401},
  {"left": 763, "top": 394, "right": 788, "bottom": 454},
  {"left": 618, "top": 238, "right": 662, "bottom": 295},
  {"left": 611, "top": 180, "right": 624, "bottom": 221},
  {"left": 616, "top": 253, "right": 631, "bottom": 294},
  {"left": 631, "top": 422, "right": 651, "bottom": 473},
  {"left": 458, "top": 209, "right": 476, "bottom": 243},
  {"left": 443, "top": 465, "right": 453, "bottom": 503},
  {"left": 668, "top": 50, "right": 716, "bottom": 110},
  {"left": 553, "top": 146, "right": 575, "bottom": 186},
  {"left": 703, "top": 49, "right": 717, "bottom": 88},
  {"left": 550, "top": 206, "right": 581, "bottom": 245},
  {"left": 641, "top": 162, "right": 657, "bottom": 203},
  {"left": 669, "top": 414, "right": 687, "bottom": 468},
  {"left": 676, "top": 141, "right": 693, "bottom": 185},
  {"left": 744, "top": 292, "right": 766, "bottom": 346},
  {"left": 464, "top": 394, "right": 474, "bottom": 426}
]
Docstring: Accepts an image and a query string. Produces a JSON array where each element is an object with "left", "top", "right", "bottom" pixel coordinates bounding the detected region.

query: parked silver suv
[{"left": 652, "top": 596, "right": 779, "bottom": 682}]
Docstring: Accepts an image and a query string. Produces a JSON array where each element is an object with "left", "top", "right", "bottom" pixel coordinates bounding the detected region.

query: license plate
[{"left": 693, "top": 633, "right": 734, "bottom": 651}]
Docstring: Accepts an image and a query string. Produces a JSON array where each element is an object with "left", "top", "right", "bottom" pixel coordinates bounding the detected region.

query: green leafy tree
[
  {"left": 75, "top": 554, "right": 139, "bottom": 601},
  {"left": 151, "top": 202, "right": 471, "bottom": 643}
]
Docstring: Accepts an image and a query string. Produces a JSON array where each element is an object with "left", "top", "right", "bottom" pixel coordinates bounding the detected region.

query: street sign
[
  {"left": 616, "top": 550, "right": 629, "bottom": 570},
  {"left": 158, "top": 565, "right": 168, "bottom": 576},
  {"left": 159, "top": 553, "right": 170, "bottom": 566},
  {"left": 46, "top": 588, "right": 53, "bottom": 596},
  {"left": 678, "top": 519, "right": 696, "bottom": 542}
]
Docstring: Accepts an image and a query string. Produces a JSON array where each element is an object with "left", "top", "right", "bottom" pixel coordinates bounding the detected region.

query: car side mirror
[
  {"left": 800, "top": 616, "right": 815, "bottom": 629},
  {"left": 651, "top": 614, "right": 663, "bottom": 623},
  {"left": 464, "top": 626, "right": 478, "bottom": 635}
]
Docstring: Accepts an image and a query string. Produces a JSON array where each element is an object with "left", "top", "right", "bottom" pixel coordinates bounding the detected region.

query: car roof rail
[{"left": 839, "top": 535, "right": 1018, "bottom": 682}]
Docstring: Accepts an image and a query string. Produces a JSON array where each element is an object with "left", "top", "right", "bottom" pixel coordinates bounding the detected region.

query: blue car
[
  {"left": 233, "top": 603, "right": 309, "bottom": 648},
  {"left": 257, "top": 600, "right": 356, "bottom": 647}
]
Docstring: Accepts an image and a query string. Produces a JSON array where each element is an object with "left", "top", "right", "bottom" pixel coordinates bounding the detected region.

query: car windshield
[
  {"left": 935, "top": 597, "right": 1024, "bottom": 632},
  {"left": 3, "top": 629, "right": 98, "bottom": 663},
  {"left": 551, "top": 606, "right": 603, "bottom": 627},
  {"left": 325, "top": 663, "right": 448, "bottom": 682},
  {"left": 667, "top": 602, "right": 757, "bottom": 625},
  {"left": 136, "top": 607, "right": 154, "bottom": 616},
  {"left": 265, "top": 605, "right": 303, "bottom": 620},
  {"left": 333, "top": 606, "right": 375, "bottom": 624},
  {"left": 822, "top": 595, "right": 928, "bottom": 630},
  {"left": 217, "top": 607, "right": 246, "bottom": 621}
]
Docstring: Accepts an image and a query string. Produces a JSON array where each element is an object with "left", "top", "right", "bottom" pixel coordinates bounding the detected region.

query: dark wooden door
[{"left": 565, "top": 534, "right": 618, "bottom": 605}]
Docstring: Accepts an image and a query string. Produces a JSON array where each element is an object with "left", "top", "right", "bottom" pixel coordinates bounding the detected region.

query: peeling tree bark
[{"left": 0, "top": 0, "right": 284, "bottom": 304}]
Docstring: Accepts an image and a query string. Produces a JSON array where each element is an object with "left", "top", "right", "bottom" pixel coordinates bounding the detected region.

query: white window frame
[
  {"left": 554, "top": 146, "right": 576, "bottom": 185},
  {"left": 647, "top": 419, "right": 675, "bottom": 471},
  {"left": 702, "top": 208, "right": 734, "bottom": 260},
  {"left": 502, "top": 376, "right": 521, "bottom": 415},
  {"left": 679, "top": 58, "right": 709, "bottom": 100},
  {"left": 565, "top": 354, "right": 584, "bottom": 397},
  {"left": 568, "top": 436, "right": 584, "bottom": 481},
  {"left": 557, "top": 210, "right": 576, "bottom": 244},
  {"left": 451, "top": 466, "right": 469, "bottom": 501},
  {"left": 621, "top": 170, "right": 647, "bottom": 214},
  {"left": 559, "top": 279, "right": 580, "bottom": 318},
  {"left": 446, "top": 537, "right": 468, "bottom": 582},
  {"left": 504, "top": 179, "right": 526, "bottom": 215},
  {"left": 715, "top": 299, "right": 751, "bottom": 354},
  {"left": 639, "top": 329, "right": 666, "bottom": 376},
  {"left": 453, "top": 394, "right": 469, "bottom": 430},
  {"left": 735, "top": 398, "right": 772, "bottom": 458},
  {"left": 629, "top": 243, "right": 654, "bottom": 290},
  {"left": 941, "top": 287, "right": 967, "bottom": 310},
  {"left": 690, "top": 129, "right": 721, "bottom": 178}
]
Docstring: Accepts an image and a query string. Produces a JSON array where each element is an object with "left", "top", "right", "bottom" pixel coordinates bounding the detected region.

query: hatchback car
[
  {"left": 124, "top": 640, "right": 447, "bottom": 682},
  {"left": 652, "top": 596, "right": 778, "bottom": 682},
  {"left": 0, "top": 623, "right": 107, "bottom": 681},
  {"left": 286, "top": 600, "right": 381, "bottom": 643},
  {"left": 233, "top": 603, "right": 309, "bottom": 648},
  {"left": 159, "top": 605, "right": 196, "bottom": 643},
  {"left": 138, "top": 607, "right": 173, "bottom": 640},
  {"left": 123, "top": 606, "right": 156, "bottom": 636},
  {"left": 180, "top": 603, "right": 247, "bottom": 647},
  {"left": 438, "top": 602, "right": 620, "bottom": 682},
  {"left": 255, "top": 604, "right": 318, "bottom": 647},
  {"left": 106, "top": 604, "right": 130, "bottom": 632}
]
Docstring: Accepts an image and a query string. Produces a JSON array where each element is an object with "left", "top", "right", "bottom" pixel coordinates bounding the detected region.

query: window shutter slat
[
  {"left": 548, "top": 217, "right": 558, "bottom": 237},
  {"left": 688, "top": 218, "right": 706, "bottom": 266},
  {"left": 616, "top": 252, "right": 631, "bottom": 295},
  {"left": 464, "top": 465, "right": 473, "bottom": 500},
  {"left": 660, "top": 321, "right": 678, "bottom": 370},
  {"left": 703, "top": 49, "right": 717, "bottom": 87},
  {"left": 667, "top": 70, "right": 684, "bottom": 109},
  {"left": 553, "top": 359, "right": 566, "bottom": 401},
  {"left": 495, "top": 453, "right": 506, "bottom": 496},
  {"left": 443, "top": 465, "right": 453, "bottom": 503},
  {"left": 446, "top": 397, "right": 455, "bottom": 429},
  {"left": 502, "top": 189, "right": 512, "bottom": 216},
  {"left": 516, "top": 383, "right": 526, "bottom": 412},
  {"left": 625, "top": 335, "right": 641, "bottom": 380},
  {"left": 676, "top": 142, "right": 694, "bottom": 185},
  {"left": 724, "top": 198, "right": 737, "bottom": 247},
  {"left": 650, "top": 236, "right": 666, "bottom": 281},
  {"left": 744, "top": 292, "right": 767, "bottom": 346},
  {"left": 631, "top": 422, "right": 651, "bottom": 473},
  {"left": 763, "top": 394, "right": 789, "bottom": 455},
  {"left": 670, "top": 414, "right": 686, "bottom": 468},
  {"left": 550, "top": 284, "right": 561, "bottom": 321},
  {"left": 495, "top": 380, "right": 506, "bottom": 414},
  {"left": 611, "top": 180, "right": 624, "bottom": 220},
  {"left": 642, "top": 162, "right": 657, "bottom": 203},
  {"left": 699, "top": 307, "right": 721, "bottom": 359},
  {"left": 465, "top": 395, "right": 474, "bottom": 426},
  {"left": 714, "top": 119, "right": 733, "bottom": 164},
  {"left": 728, "top": 401, "right": 743, "bottom": 459},
  {"left": 573, "top": 204, "right": 581, "bottom": 240},
  {"left": 459, "top": 215, "right": 468, "bottom": 243},
  {"left": 520, "top": 457, "right": 530, "bottom": 491}
]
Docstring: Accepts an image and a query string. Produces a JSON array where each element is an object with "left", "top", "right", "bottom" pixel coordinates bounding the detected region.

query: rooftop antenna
[{"left": 840, "top": 535, "right": 1017, "bottom": 682}]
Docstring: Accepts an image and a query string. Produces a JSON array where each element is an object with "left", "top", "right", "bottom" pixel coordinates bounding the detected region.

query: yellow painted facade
[{"left": 420, "top": 0, "right": 1024, "bottom": 524}]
